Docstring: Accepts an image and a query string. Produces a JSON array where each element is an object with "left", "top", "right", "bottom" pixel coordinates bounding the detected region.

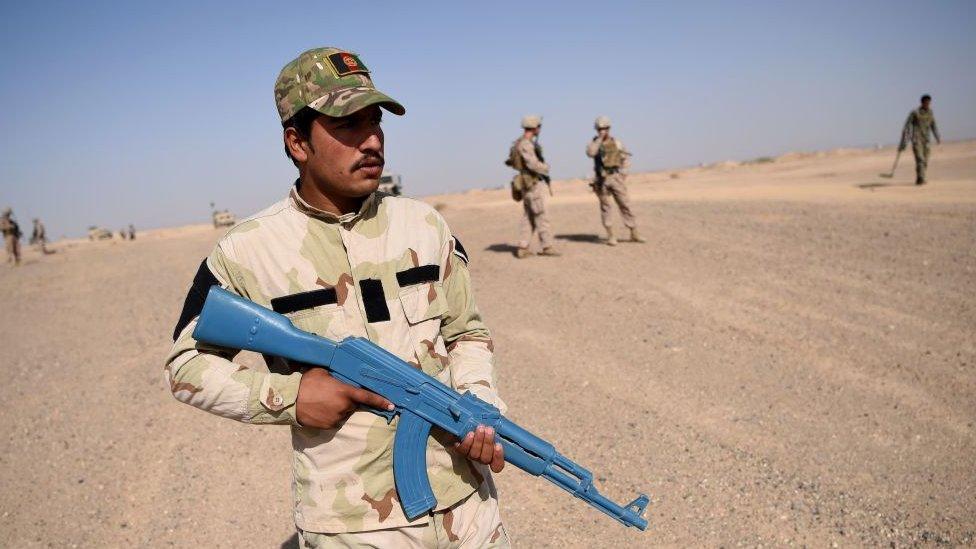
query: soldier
[
  {"left": 586, "top": 116, "right": 645, "bottom": 245},
  {"left": 1, "top": 207, "right": 22, "bottom": 265},
  {"left": 31, "top": 218, "right": 49, "bottom": 254},
  {"left": 507, "top": 115, "right": 559, "bottom": 258},
  {"left": 128, "top": 223, "right": 136, "bottom": 240},
  {"left": 165, "top": 47, "right": 509, "bottom": 548},
  {"left": 899, "top": 94, "right": 941, "bottom": 185}
]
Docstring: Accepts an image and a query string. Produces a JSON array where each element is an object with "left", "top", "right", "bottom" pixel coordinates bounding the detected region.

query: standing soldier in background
[
  {"left": 900, "top": 94, "right": 941, "bottom": 185},
  {"left": 507, "top": 115, "right": 559, "bottom": 259},
  {"left": 31, "top": 218, "right": 50, "bottom": 254},
  {"left": 586, "top": 116, "right": 645, "bottom": 246},
  {"left": 1, "top": 207, "right": 22, "bottom": 266}
]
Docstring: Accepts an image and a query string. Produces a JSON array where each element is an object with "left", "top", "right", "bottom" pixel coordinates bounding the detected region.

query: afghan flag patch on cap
[{"left": 326, "top": 52, "right": 369, "bottom": 77}]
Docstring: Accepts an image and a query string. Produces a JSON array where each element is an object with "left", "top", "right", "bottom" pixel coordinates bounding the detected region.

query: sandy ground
[{"left": 1, "top": 142, "right": 974, "bottom": 547}]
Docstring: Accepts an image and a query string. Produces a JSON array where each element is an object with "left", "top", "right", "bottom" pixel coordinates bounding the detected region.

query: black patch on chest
[
  {"left": 359, "top": 279, "right": 391, "bottom": 323},
  {"left": 270, "top": 288, "right": 339, "bottom": 315},
  {"left": 396, "top": 264, "right": 440, "bottom": 287},
  {"left": 172, "top": 259, "right": 220, "bottom": 341}
]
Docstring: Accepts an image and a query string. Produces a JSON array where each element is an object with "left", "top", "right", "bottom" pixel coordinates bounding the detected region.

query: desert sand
[{"left": 1, "top": 141, "right": 974, "bottom": 547}]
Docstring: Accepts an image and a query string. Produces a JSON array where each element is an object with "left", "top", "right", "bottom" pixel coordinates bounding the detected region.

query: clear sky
[{"left": 1, "top": 1, "right": 974, "bottom": 238}]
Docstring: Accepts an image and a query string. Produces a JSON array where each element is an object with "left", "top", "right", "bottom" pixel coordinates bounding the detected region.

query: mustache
[{"left": 353, "top": 153, "right": 385, "bottom": 171}]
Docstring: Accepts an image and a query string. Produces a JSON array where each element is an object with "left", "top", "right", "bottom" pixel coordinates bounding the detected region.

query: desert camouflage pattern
[
  {"left": 275, "top": 47, "right": 405, "bottom": 122},
  {"left": 299, "top": 476, "right": 509, "bottom": 548},
  {"left": 900, "top": 108, "right": 940, "bottom": 184},
  {"left": 165, "top": 185, "right": 505, "bottom": 533},
  {"left": 520, "top": 115, "right": 542, "bottom": 129},
  {"left": 514, "top": 136, "right": 553, "bottom": 249},
  {"left": 1, "top": 211, "right": 21, "bottom": 265},
  {"left": 587, "top": 137, "right": 638, "bottom": 229}
]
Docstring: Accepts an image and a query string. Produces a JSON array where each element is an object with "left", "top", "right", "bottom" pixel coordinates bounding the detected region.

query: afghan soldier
[
  {"left": 507, "top": 115, "right": 559, "bottom": 258},
  {"left": 586, "top": 116, "right": 645, "bottom": 245},
  {"left": 899, "top": 94, "right": 941, "bottom": 185},
  {"left": 165, "top": 47, "right": 509, "bottom": 548},
  {"left": 1, "top": 207, "right": 22, "bottom": 265}
]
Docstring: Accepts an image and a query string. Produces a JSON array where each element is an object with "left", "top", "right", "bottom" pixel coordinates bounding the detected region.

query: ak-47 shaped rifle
[{"left": 192, "top": 287, "right": 649, "bottom": 530}]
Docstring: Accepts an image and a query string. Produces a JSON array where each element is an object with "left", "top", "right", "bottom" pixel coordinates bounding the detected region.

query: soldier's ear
[{"left": 284, "top": 127, "right": 310, "bottom": 163}]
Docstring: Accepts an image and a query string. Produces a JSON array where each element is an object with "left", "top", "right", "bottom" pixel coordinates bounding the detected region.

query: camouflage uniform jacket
[
  {"left": 165, "top": 184, "right": 505, "bottom": 533},
  {"left": 517, "top": 136, "right": 549, "bottom": 181},
  {"left": 0, "top": 215, "right": 17, "bottom": 237},
  {"left": 900, "top": 108, "right": 940, "bottom": 147},
  {"left": 586, "top": 137, "right": 631, "bottom": 178}
]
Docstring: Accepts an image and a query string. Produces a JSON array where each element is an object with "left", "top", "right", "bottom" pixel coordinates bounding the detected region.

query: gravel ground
[{"left": 1, "top": 142, "right": 973, "bottom": 547}]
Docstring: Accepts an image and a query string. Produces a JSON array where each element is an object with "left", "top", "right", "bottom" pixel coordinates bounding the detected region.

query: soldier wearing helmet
[
  {"left": 166, "top": 47, "right": 510, "bottom": 547},
  {"left": 586, "top": 116, "right": 645, "bottom": 245},
  {"left": 1, "top": 207, "right": 22, "bottom": 265},
  {"left": 506, "top": 115, "right": 560, "bottom": 258}
]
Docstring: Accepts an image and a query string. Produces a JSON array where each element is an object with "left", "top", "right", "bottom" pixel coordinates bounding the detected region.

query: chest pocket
[
  {"left": 271, "top": 288, "right": 347, "bottom": 341},
  {"left": 396, "top": 265, "right": 447, "bottom": 325}
]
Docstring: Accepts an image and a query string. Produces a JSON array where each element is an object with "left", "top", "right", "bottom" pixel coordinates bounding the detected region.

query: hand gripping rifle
[{"left": 193, "top": 287, "right": 649, "bottom": 530}]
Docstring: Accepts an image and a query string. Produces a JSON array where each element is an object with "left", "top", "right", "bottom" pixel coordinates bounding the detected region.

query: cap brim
[{"left": 308, "top": 87, "right": 405, "bottom": 118}]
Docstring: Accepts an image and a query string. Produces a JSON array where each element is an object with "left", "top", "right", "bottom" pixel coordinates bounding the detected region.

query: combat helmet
[{"left": 521, "top": 115, "right": 542, "bottom": 129}]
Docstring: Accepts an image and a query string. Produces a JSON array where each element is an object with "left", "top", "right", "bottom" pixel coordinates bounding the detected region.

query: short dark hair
[
  {"left": 921, "top": 94, "right": 932, "bottom": 103},
  {"left": 282, "top": 107, "right": 322, "bottom": 164}
]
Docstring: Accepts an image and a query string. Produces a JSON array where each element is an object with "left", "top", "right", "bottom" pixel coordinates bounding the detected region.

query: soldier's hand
[
  {"left": 453, "top": 425, "right": 505, "bottom": 473},
  {"left": 296, "top": 368, "right": 394, "bottom": 429}
]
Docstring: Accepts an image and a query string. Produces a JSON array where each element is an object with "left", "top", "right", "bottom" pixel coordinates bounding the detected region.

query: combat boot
[
  {"left": 605, "top": 228, "right": 618, "bottom": 246},
  {"left": 630, "top": 228, "right": 647, "bottom": 243},
  {"left": 515, "top": 247, "right": 531, "bottom": 259},
  {"left": 539, "top": 247, "right": 561, "bottom": 257}
]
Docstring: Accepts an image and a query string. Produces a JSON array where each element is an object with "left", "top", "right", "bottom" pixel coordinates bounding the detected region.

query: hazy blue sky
[{"left": 1, "top": 1, "right": 974, "bottom": 238}]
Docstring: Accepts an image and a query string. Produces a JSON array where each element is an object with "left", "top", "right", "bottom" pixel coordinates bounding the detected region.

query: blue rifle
[{"left": 192, "top": 286, "right": 649, "bottom": 530}]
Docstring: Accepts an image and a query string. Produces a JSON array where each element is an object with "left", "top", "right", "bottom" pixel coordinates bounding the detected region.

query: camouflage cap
[
  {"left": 521, "top": 115, "right": 542, "bottom": 129},
  {"left": 275, "top": 47, "right": 405, "bottom": 123},
  {"left": 595, "top": 116, "right": 611, "bottom": 129}
]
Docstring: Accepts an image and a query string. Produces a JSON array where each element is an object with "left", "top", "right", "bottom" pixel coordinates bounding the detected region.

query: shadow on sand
[
  {"left": 280, "top": 533, "right": 299, "bottom": 548},
  {"left": 555, "top": 233, "right": 602, "bottom": 244},
  {"left": 485, "top": 243, "right": 520, "bottom": 254},
  {"left": 856, "top": 181, "right": 918, "bottom": 190}
]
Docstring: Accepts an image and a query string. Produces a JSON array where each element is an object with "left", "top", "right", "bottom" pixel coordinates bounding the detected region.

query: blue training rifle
[{"left": 192, "top": 286, "right": 649, "bottom": 530}]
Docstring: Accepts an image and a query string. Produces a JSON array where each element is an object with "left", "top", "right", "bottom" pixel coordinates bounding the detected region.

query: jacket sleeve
[
  {"left": 517, "top": 138, "right": 550, "bottom": 176},
  {"left": 586, "top": 137, "right": 601, "bottom": 158},
  {"left": 617, "top": 138, "right": 632, "bottom": 171},
  {"left": 931, "top": 115, "right": 941, "bottom": 143},
  {"left": 164, "top": 244, "right": 302, "bottom": 425},
  {"left": 438, "top": 236, "right": 507, "bottom": 413}
]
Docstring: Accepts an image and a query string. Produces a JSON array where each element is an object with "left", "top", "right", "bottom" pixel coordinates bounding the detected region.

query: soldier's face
[
  {"left": 922, "top": 99, "right": 931, "bottom": 109},
  {"left": 301, "top": 105, "right": 385, "bottom": 198}
]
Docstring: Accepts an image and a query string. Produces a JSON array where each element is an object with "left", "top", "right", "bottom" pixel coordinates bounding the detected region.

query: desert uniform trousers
[
  {"left": 912, "top": 139, "right": 931, "bottom": 184},
  {"left": 597, "top": 172, "right": 637, "bottom": 230},
  {"left": 298, "top": 480, "right": 510, "bottom": 548},
  {"left": 518, "top": 181, "right": 554, "bottom": 250},
  {"left": 4, "top": 234, "right": 20, "bottom": 263}
]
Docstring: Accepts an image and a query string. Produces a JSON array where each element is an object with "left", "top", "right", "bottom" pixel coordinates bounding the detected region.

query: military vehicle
[
  {"left": 87, "top": 226, "right": 112, "bottom": 241},
  {"left": 210, "top": 202, "right": 237, "bottom": 228},
  {"left": 378, "top": 172, "right": 403, "bottom": 196},
  {"left": 212, "top": 210, "right": 236, "bottom": 228}
]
